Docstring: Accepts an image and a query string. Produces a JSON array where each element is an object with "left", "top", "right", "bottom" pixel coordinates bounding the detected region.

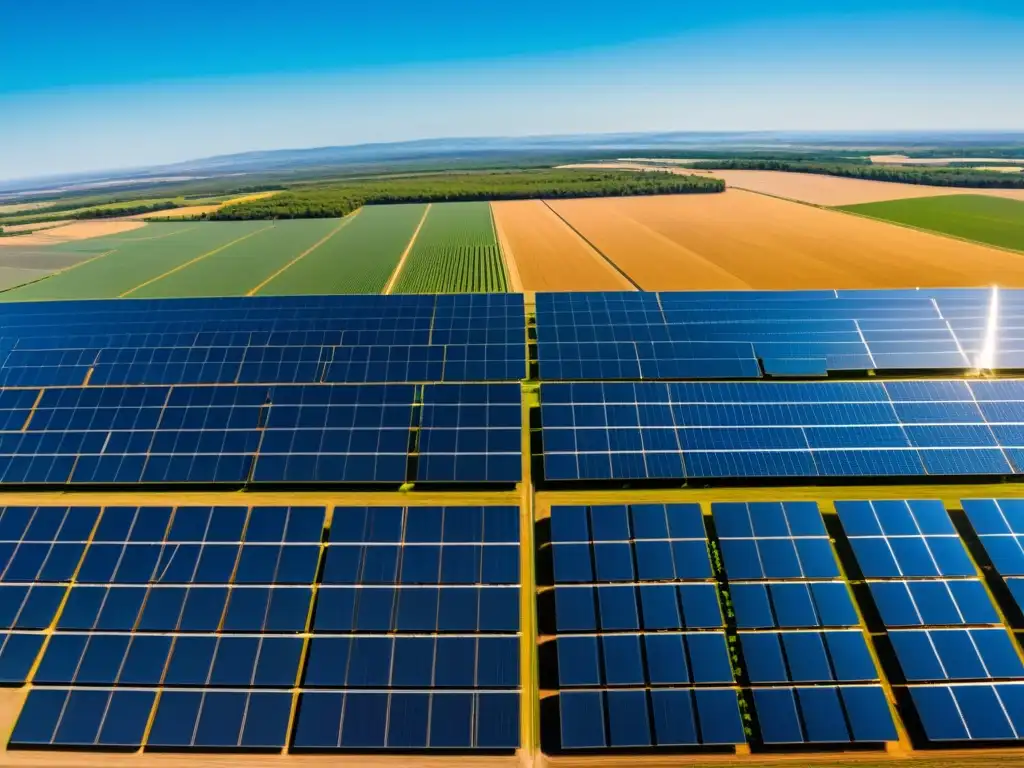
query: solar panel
[
  {"left": 836, "top": 500, "right": 976, "bottom": 578},
  {"left": 867, "top": 579, "right": 998, "bottom": 627},
  {"left": 962, "top": 498, "right": 1024, "bottom": 576},
  {"left": 0, "top": 294, "right": 526, "bottom": 386},
  {"left": 417, "top": 384, "right": 522, "bottom": 483},
  {"left": 541, "top": 380, "right": 1024, "bottom": 482},
  {"left": 909, "top": 683, "right": 1024, "bottom": 742},
  {"left": 546, "top": 502, "right": 735, "bottom": 752},
  {"left": 753, "top": 686, "right": 897, "bottom": 744},
  {"left": 559, "top": 688, "right": 745, "bottom": 749},
  {"left": 835, "top": 498, "right": 1024, "bottom": 745},
  {"left": 293, "top": 504, "right": 521, "bottom": 751},
  {"left": 730, "top": 581, "right": 859, "bottom": 628},
  {"left": 712, "top": 501, "right": 839, "bottom": 580},
  {"left": 550, "top": 503, "right": 711, "bottom": 583},
  {"left": 889, "top": 628, "right": 1024, "bottom": 682},
  {"left": 6, "top": 503, "right": 520, "bottom": 753},
  {"left": 536, "top": 288, "right": 1024, "bottom": 380},
  {"left": 741, "top": 630, "right": 878, "bottom": 684}
]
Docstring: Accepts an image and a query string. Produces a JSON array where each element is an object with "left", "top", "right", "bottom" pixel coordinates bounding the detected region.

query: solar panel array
[
  {"left": 536, "top": 289, "right": 1023, "bottom": 380},
  {"left": 0, "top": 294, "right": 526, "bottom": 386},
  {"left": 4, "top": 504, "right": 520, "bottom": 752},
  {"left": 714, "top": 501, "right": 898, "bottom": 746},
  {"left": 837, "top": 499, "right": 1024, "bottom": 744},
  {"left": 540, "top": 380, "right": 1024, "bottom": 482},
  {"left": 547, "top": 503, "right": 743, "bottom": 750}
]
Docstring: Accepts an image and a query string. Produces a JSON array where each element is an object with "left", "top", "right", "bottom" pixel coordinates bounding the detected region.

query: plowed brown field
[
  {"left": 548, "top": 190, "right": 1024, "bottom": 290},
  {"left": 491, "top": 200, "right": 634, "bottom": 291}
]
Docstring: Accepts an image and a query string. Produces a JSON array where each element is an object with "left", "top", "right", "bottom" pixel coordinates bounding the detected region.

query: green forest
[
  {"left": 687, "top": 159, "right": 1024, "bottom": 188},
  {"left": 209, "top": 169, "right": 724, "bottom": 220}
]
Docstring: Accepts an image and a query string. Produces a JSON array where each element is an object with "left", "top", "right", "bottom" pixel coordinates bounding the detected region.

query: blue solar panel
[
  {"left": 559, "top": 688, "right": 745, "bottom": 749},
  {"left": 741, "top": 630, "right": 877, "bottom": 684},
  {"left": 713, "top": 501, "right": 839, "bottom": 580},
  {"left": 890, "top": 628, "right": 1024, "bottom": 682},
  {"left": 550, "top": 503, "right": 711, "bottom": 584},
  {"left": 963, "top": 498, "right": 1024, "bottom": 576},
  {"left": 6, "top": 503, "right": 520, "bottom": 753},
  {"left": 753, "top": 685, "right": 896, "bottom": 744},
  {"left": 293, "top": 691, "right": 519, "bottom": 750},
  {"left": 416, "top": 384, "right": 522, "bottom": 483},
  {"left": 0, "top": 294, "right": 526, "bottom": 386},
  {"left": 731, "top": 581, "right": 859, "bottom": 629},
  {"left": 535, "top": 289, "right": 1024, "bottom": 381},
  {"left": 909, "top": 683, "right": 1024, "bottom": 742},
  {"left": 868, "top": 579, "right": 998, "bottom": 627},
  {"left": 836, "top": 500, "right": 976, "bottom": 578},
  {"left": 557, "top": 631, "right": 732, "bottom": 687},
  {"left": 540, "top": 380, "right": 1024, "bottom": 482}
]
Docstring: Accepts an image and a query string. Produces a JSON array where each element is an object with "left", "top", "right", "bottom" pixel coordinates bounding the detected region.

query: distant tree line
[
  {"left": 687, "top": 160, "right": 1024, "bottom": 188},
  {"left": 209, "top": 170, "right": 724, "bottom": 220}
]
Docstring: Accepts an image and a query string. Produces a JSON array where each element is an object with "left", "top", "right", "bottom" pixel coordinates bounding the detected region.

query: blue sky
[{"left": 2, "top": 0, "right": 1024, "bottom": 180}]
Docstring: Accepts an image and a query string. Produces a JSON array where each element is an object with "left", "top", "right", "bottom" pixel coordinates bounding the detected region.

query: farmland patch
[
  {"left": 391, "top": 202, "right": 508, "bottom": 293},
  {"left": 491, "top": 200, "right": 633, "bottom": 291},
  {"left": 548, "top": 190, "right": 1024, "bottom": 290},
  {"left": 840, "top": 194, "right": 1024, "bottom": 252},
  {"left": 255, "top": 204, "right": 427, "bottom": 295}
]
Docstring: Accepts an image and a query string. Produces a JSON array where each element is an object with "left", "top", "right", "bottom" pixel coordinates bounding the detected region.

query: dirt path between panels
[
  {"left": 491, "top": 200, "right": 635, "bottom": 291},
  {"left": 547, "top": 190, "right": 1024, "bottom": 290}
]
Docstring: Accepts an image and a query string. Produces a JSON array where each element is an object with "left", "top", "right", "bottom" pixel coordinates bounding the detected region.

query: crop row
[
  {"left": 393, "top": 245, "right": 507, "bottom": 293},
  {"left": 391, "top": 202, "right": 509, "bottom": 293}
]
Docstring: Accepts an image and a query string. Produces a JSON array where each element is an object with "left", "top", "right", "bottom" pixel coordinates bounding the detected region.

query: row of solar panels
[
  {"left": 536, "top": 288, "right": 1024, "bottom": 379},
  {"left": 544, "top": 500, "right": 1024, "bottom": 752},
  {"left": 5, "top": 289, "right": 1024, "bottom": 387},
  {"left": 0, "top": 294, "right": 526, "bottom": 386},
  {"left": 0, "top": 382, "right": 521, "bottom": 485},
  {"left": 3, "top": 504, "right": 522, "bottom": 752},
  {"left": 540, "top": 379, "right": 1024, "bottom": 481}
]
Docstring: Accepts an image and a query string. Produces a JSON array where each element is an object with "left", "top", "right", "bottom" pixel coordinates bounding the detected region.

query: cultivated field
[
  {"left": 548, "top": 190, "right": 1024, "bottom": 290},
  {"left": 128, "top": 218, "right": 342, "bottom": 297},
  {"left": 392, "top": 201, "right": 508, "bottom": 293},
  {"left": 842, "top": 194, "right": 1024, "bottom": 252},
  {"left": 493, "top": 200, "right": 634, "bottom": 291},
  {"left": 0, "top": 220, "right": 145, "bottom": 246},
  {"left": 673, "top": 169, "right": 1024, "bottom": 205},
  {"left": 257, "top": 204, "right": 427, "bottom": 295},
  {"left": 0, "top": 221, "right": 268, "bottom": 300}
]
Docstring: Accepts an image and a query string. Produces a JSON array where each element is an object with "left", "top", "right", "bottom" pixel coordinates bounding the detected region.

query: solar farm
[{"left": 4, "top": 282, "right": 1024, "bottom": 768}]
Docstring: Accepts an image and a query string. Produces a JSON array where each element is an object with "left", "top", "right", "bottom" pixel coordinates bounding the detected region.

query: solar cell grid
[
  {"left": 549, "top": 503, "right": 712, "bottom": 584},
  {"left": 909, "top": 683, "right": 1024, "bottom": 742},
  {"left": 6, "top": 504, "right": 520, "bottom": 753},
  {"left": 558, "top": 687, "right": 746, "bottom": 749},
  {"left": 536, "top": 289, "right": 1024, "bottom": 381},
  {"left": 540, "top": 379, "right": 1024, "bottom": 482},
  {"left": 713, "top": 501, "right": 839, "bottom": 580},
  {"left": 836, "top": 500, "right": 976, "bottom": 579},
  {"left": 0, "top": 294, "right": 526, "bottom": 388},
  {"left": 753, "top": 685, "right": 897, "bottom": 745},
  {"left": 962, "top": 498, "right": 1024, "bottom": 576},
  {"left": 557, "top": 631, "right": 733, "bottom": 687}
]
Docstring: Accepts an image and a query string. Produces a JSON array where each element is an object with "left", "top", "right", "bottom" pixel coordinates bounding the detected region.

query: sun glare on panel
[{"left": 976, "top": 285, "right": 1000, "bottom": 370}]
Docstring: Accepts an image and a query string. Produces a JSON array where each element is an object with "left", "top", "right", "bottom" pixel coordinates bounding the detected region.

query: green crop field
[
  {"left": 255, "top": 204, "right": 427, "bottom": 295},
  {"left": 840, "top": 194, "right": 1024, "bottom": 251},
  {"left": 392, "top": 202, "right": 508, "bottom": 293},
  {"left": 0, "top": 221, "right": 268, "bottom": 300},
  {"left": 130, "top": 218, "right": 342, "bottom": 298}
]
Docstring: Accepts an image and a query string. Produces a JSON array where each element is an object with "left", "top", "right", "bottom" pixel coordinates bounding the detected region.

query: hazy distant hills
[{"left": 5, "top": 130, "right": 1024, "bottom": 197}]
